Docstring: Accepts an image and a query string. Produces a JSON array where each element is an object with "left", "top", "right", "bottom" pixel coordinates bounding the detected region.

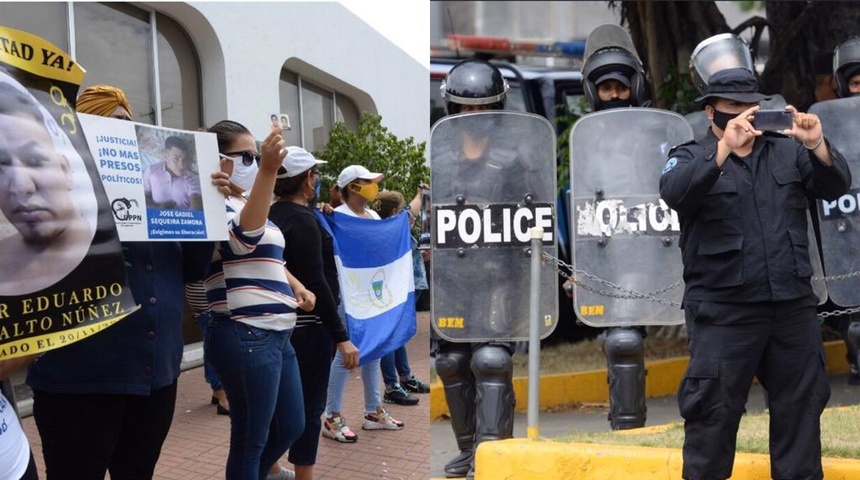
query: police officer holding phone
[{"left": 659, "top": 64, "right": 851, "bottom": 480}]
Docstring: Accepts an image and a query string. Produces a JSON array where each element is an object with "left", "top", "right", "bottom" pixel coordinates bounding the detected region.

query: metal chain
[
  {"left": 813, "top": 270, "right": 860, "bottom": 282},
  {"left": 541, "top": 252, "right": 682, "bottom": 308},
  {"left": 543, "top": 252, "right": 860, "bottom": 315},
  {"left": 818, "top": 306, "right": 860, "bottom": 319}
]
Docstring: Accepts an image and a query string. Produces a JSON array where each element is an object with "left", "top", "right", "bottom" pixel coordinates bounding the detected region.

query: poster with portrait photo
[
  {"left": 78, "top": 115, "right": 227, "bottom": 241},
  {"left": 0, "top": 25, "right": 138, "bottom": 360}
]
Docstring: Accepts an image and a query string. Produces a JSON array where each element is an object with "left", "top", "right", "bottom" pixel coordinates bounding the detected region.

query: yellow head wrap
[{"left": 76, "top": 84, "right": 133, "bottom": 118}]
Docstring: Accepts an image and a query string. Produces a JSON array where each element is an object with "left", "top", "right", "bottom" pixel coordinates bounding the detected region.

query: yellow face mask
[{"left": 352, "top": 182, "right": 379, "bottom": 201}]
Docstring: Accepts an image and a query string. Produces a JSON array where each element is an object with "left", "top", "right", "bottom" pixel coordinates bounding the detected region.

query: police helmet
[
  {"left": 581, "top": 24, "right": 649, "bottom": 111},
  {"left": 582, "top": 48, "right": 649, "bottom": 110},
  {"left": 690, "top": 33, "right": 755, "bottom": 95},
  {"left": 440, "top": 59, "right": 509, "bottom": 115},
  {"left": 833, "top": 36, "right": 860, "bottom": 97}
]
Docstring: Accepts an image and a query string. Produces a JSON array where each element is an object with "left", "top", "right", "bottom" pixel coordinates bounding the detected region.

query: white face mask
[{"left": 230, "top": 160, "right": 259, "bottom": 192}]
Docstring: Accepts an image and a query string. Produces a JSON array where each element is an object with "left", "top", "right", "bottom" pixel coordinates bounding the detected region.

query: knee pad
[
  {"left": 471, "top": 345, "right": 515, "bottom": 443},
  {"left": 436, "top": 350, "right": 472, "bottom": 384},
  {"left": 604, "top": 328, "right": 646, "bottom": 430},
  {"left": 471, "top": 345, "right": 513, "bottom": 381}
]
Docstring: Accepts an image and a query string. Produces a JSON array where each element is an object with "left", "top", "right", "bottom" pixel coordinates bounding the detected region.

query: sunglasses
[{"left": 220, "top": 151, "right": 261, "bottom": 166}]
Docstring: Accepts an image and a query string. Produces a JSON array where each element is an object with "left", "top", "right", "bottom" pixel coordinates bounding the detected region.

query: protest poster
[
  {"left": 78, "top": 114, "right": 227, "bottom": 241},
  {"left": 0, "top": 25, "right": 139, "bottom": 359}
]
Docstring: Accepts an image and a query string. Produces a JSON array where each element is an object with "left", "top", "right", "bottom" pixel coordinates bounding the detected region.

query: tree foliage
[{"left": 314, "top": 112, "right": 429, "bottom": 203}]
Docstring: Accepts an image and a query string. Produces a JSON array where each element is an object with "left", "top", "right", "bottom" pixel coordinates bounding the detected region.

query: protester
[
  {"left": 268, "top": 146, "right": 360, "bottom": 480},
  {"left": 660, "top": 67, "right": 851, "bottom": 480},
  {"left": 373, "top": 190, "right": 431, "bottom": 406},
  {"left": 25, "top": 84, "right": 218, "bottom": 479},
  {"left": 0, "top": 357, "right": 39, "bottom": 480},
  {"left": 321, "top": 165, "right": 405, "bottom": 443},
  {"left": 204, "top": 120, "right": 313, "bottom": 480},
  {"left": 184, "top": 281, "right": 230, "bottom": 415}
]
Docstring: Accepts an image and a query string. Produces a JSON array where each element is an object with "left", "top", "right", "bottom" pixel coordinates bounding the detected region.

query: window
[
  {"left": 279, "top": 67, "right": 361, "bottom": 151},
  {"left": 0, "top": 2, "right": 201, "bottom": 129}
]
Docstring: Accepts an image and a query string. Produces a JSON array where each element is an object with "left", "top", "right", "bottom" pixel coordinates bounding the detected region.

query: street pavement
[
  {"left": 430, "top": 372, "right": 860, "bottom": 478},
  {"left": 19, "top": 312, "right": 433, "bottom": 480}
]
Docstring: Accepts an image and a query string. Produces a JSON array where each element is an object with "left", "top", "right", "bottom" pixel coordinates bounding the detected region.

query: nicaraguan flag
[{"left": 316, "top": 210, "right": 416, "bottom": 365}]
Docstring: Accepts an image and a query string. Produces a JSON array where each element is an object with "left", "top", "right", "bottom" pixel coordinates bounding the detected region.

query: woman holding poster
[{"left": 204, "top": 120, "right": 315, "bottom": 480}]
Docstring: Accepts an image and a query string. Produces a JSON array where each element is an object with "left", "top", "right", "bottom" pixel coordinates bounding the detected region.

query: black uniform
[{"left": 659, "top": 130, "right": 851, "bottom": 480}]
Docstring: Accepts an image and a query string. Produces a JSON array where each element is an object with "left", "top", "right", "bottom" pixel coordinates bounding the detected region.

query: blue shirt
[{"left": 27, "top": 241, "right": 213, "bottom": 395}]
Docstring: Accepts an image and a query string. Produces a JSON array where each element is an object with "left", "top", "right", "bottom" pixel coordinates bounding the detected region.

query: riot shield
[
  {"left": 810, "top": 97, "right": 860, "bottom": 307},
  {"left": 430, "top": 111, "right": 558, "bottom": 342},
  {"left": 570, "top": 108, "right": 692, "bottom": 327}
]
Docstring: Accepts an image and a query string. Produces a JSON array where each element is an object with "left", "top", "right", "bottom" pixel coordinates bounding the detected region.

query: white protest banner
[{"left": 79, "top": 114, "right": 227, "bottom": 241}]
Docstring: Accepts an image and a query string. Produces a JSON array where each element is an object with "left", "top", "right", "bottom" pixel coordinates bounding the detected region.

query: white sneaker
[{"left": 362, "top": 408, "right": 404, "bottom": 430}]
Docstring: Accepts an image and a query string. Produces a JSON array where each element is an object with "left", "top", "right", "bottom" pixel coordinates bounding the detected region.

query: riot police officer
[
  {"left": 433, "top": 59, "right": 518, "bottom": 479},
  {"left": 834, "top": 37, "right": 860, "bottom": 98},
  {"left": 580, "top": 24, "right": 651, "bottom": 431},
  {"left": 660, "top": 58, "right": 851, "bottom": 480},
  {"left": 829, "top": 37, "right": 860, "bottom": 384}
]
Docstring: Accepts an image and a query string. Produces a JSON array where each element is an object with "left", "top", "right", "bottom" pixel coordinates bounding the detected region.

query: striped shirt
[{"left": 204, "top": 195, "right": 297, "bottom": 331}]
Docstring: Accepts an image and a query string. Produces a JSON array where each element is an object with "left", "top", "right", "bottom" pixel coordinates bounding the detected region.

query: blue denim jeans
[
  {"left": 205, "top": 315, "right": 304, "bottom": 480},
  {"left": 381, "top": 346, "right": 412, "bottom": 389},
  {"left": 288, "top": 324, "right": 333, "bottom": 466},
  {"left": 195, "top": 311, "right": 222, "bottom": 391},
  {"left": 325, "top": 303, "right": 381, "bottom": 415}
]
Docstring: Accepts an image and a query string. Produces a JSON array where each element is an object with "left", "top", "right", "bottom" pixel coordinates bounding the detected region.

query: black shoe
[
  {"left": 383, "top": 385, "right": 419, "bottom": 406},
  {"left": 401, "top": 377, "right": 431, "bottom": 394},
  {"left": 444, "top": 450, "right": 473, "bottom": 478}
]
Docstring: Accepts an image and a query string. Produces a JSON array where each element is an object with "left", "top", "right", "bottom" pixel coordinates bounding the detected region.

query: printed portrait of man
[
  {"left": 141, "top": 133, "right": 203, "bottom": 210},
  {"left": 0, "top": 71, "right": 98, "bottom": 296}
]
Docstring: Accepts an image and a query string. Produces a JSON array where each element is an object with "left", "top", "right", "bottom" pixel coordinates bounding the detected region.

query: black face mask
[
  {"left": 600, "top": 98, "right": 632, "bottom": 110},
  {"left": 851, "top": 92, "right": 860, "bottom": 98},
  {"left": 711, "top": 108, "right": 735, "bottom": 131}
]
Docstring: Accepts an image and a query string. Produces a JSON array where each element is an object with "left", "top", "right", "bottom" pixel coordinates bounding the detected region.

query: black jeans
[
  {"left": 32, "top": 381, "right": 177, "bottom": 480},
  {"left": 679, "top": 298, "right": 830, "bottom": 480},
  {"left": 288, "top": 324, "right": 335, "bottom": 466}
]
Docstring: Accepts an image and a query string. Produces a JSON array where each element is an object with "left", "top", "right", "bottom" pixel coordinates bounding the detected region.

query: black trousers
[
  {"left": 288, "top": 324, "right": 334, "bottom": 466},
  {"left": 679, "top": 298, "right": 830, "bottom": 480},
  {"left": 32, "top": 381, "right": 178, "bottom": 480}
]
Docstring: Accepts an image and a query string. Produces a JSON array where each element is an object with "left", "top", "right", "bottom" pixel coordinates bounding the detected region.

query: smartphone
[{"left": 753, "top": 109, "right": 793, "bottom": 132}]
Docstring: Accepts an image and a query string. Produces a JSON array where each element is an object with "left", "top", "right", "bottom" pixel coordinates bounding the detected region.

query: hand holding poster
[
  {"left": 0, "top": 25, "right": 138, "bottom": 359},
  {"left": 78, "top": 114, "right": 227, "bottom": 241}
]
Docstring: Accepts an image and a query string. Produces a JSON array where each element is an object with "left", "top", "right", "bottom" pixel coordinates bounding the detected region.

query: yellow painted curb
[
  {"left": 431, "top": 340, "right": 849, "bottom": 420},
  {"left": 473, "top": 438, "right": 860, "bottom": 480}
]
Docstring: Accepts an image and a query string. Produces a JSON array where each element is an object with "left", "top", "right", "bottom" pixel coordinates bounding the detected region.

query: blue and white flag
[{"left": 316, "top": 210, "right": 416, "bottom": 365}]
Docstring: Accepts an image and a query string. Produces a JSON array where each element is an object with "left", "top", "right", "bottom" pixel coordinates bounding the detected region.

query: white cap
[
  {"left": 277, "top": 146, "right": 327, "bottom": 179},
  {"left": 336, "top": 165, "right": 384, "bottom": 188}
]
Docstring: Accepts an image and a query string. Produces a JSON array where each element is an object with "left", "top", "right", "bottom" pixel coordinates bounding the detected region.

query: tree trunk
[{"left": 617, "top": 1, "right": 729, "bottom": 109}]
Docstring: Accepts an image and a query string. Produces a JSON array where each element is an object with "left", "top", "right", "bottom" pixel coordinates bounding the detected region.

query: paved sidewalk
[{"left": 21, "top": 313, "right": 432, "bottom": 480}]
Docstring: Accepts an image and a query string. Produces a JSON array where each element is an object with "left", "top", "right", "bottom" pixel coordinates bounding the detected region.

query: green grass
[{"left": 555, "top": 405, "right": 860, "bottom": 459}]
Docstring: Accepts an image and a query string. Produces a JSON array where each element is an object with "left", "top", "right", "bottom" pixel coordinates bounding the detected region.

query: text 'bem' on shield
[{"left": 434, "top": 203, "right": 555, "bottom": 249}]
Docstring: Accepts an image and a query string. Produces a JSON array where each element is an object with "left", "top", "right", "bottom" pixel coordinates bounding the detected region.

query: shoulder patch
[
  {"left": 662, "top": 157, "right": 678, "bottom": 175},
  {"left": 667, "top": 140, "right": 696, "bottom": 157}
]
